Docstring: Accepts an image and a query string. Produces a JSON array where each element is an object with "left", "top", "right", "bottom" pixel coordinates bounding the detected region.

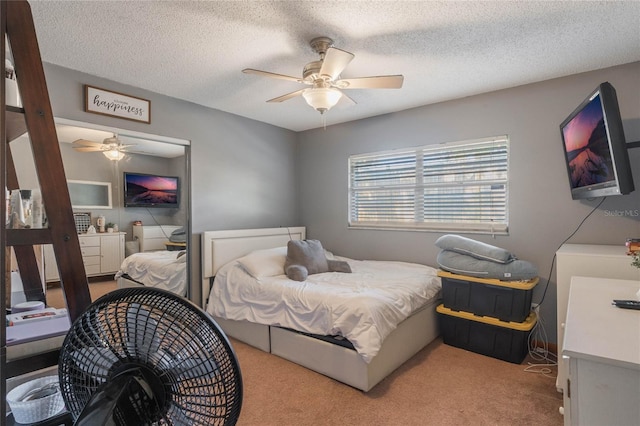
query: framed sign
[{"left": 84, "top": 85, "right": 151, "bottom": 124}]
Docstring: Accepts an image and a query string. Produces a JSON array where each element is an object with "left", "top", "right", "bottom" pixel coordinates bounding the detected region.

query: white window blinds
[{"left": 349, "top": 136, "right": 509, "bottom": 234}]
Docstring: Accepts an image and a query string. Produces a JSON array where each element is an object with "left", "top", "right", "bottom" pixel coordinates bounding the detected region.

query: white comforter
[
  {"left": 115, "top": 251, "right": 187, "bottom": 296},
  {"left": 206, "top": 257, "right": 441, "bottom": 363}
]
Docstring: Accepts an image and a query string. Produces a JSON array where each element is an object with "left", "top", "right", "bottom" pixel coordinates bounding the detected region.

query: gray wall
[
  {"left": 38, "top": 61, "right": 639, "bottom": 341},
  {"left": 42, "top": 63, "right": 300, "bottom": 305},
  {"left": 297, "top": 62, "right": 640, "bottom": 345}
]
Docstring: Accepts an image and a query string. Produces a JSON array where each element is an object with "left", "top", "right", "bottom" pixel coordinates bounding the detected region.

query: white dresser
[
  {"left": 562, "top": 276, "right": 640, "bottom": 426},
  {"left": 44, "top": 232, "right": 125, "bottom": 281},
  {"left": 556, "top": 244, "right": 640, "bottom": 394}
]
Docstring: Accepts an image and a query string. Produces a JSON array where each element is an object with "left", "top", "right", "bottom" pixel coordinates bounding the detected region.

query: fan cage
[{"left": 59, "top": 287, "right": 242, "bottom": 425}]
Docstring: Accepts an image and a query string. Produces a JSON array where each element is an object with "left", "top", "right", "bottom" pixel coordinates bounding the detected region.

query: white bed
[
  {"left": 116, "top": 225, "right": 187, "bottom": 296},
  {"left": 201, "top": 227, "right": 442, "bottom": 391}
]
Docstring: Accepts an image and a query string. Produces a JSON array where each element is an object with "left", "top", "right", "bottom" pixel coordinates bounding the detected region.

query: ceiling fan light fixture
[
  {"left": 302, "top": 87, "right": 342, "bottom": 114},
  {"left": 103, "top": 149, "right": 125, "bottom": 161}
]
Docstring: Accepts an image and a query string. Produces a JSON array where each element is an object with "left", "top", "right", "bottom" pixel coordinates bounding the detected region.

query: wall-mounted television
[
  {"left": 559, "top": 82, "right": 634, "bottom": 200},
  {"left": 124, "top": 172, "right": 179, "bottom": 208}
]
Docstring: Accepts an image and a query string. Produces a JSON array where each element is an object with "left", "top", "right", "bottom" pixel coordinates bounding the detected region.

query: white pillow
[{"left": 236, "top": 247, "right": 287, "bottom": 278}]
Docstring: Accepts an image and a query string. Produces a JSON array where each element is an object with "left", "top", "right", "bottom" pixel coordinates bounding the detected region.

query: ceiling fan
[
  {"left": 71, "top": 134, "right": 135, "bottom": 161},
  {"left": 243, "top": 36, "right": 404, "bottom": 114}
]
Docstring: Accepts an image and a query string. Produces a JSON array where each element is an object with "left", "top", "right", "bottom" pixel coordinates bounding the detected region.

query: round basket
[{"left": 6, "top": 376, "right": 65, "bottom": 423}]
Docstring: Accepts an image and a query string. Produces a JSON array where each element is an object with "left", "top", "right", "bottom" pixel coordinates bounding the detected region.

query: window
[{"left": 349, "top": 136, "right": 509, "bottom": 234}]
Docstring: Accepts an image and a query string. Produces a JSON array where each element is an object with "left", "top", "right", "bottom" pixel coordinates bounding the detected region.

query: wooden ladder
[{"left": 2, "top": 0, "right": 91, "bottom": 392}]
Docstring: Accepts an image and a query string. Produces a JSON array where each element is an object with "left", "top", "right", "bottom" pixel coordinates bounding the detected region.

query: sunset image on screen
[
  {"left": 125, "top": 174, "right": 178, "bottom": 206},
  {"left": 562, "top": 94, "right": 614, "bottom": 189}
]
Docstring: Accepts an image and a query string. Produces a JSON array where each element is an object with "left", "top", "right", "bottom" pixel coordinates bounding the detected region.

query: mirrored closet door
[{"left": 9, "top": 117, "right": 191, "bottom": 308}]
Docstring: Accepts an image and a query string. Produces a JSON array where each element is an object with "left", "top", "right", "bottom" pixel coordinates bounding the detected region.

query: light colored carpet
[
  {"left": 44, "top": 281, "right": 563, "bottom": 425},
  {"left": 232, "top": 336, "right": 562, "bottom": 426},
  {"left": 46, "top": 279, "right": 117, "bottom": 309}
]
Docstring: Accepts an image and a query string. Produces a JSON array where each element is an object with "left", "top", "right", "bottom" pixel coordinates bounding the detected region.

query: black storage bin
[
  {"left": 437, "top": 304, "right": 536, "bottom": 364},
  {"left": 438, "top": 270, "right": 538, "bottom": 323}
]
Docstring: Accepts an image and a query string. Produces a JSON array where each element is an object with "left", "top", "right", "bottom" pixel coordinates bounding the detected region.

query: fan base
[{"left": 309, "top": 37, "right": 333, "bottom": 55}]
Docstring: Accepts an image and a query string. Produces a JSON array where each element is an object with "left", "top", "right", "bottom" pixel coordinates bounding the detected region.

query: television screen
[
  {"left": 559, "top": 82, "right": 634, "bottom": 199},
  {"left": 124, "top": 172, "right": 179, "bottom": 208}
]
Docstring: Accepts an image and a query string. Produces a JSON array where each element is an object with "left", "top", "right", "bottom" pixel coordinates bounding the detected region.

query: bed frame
[
  {"left": 133, "top": 225, "right": 183, "bottom": 252},
  {"left": 117, "top": 225, "right": 183, "bottom": 291},
  {"left": 201, "top": 227, "right": 440, "bottom": 392}
]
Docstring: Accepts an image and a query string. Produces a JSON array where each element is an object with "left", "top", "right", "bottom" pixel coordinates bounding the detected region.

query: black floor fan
[{"left": 58, "top": 287, "right": 243, "bottom": 425}]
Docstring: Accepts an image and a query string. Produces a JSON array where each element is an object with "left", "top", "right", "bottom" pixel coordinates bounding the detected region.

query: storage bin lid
[
  {"left": 437, "top": 270, "right": 538, "bottom": 290},
  {"left": 436, "top": 304, "right": 537, "bottom": 331}
]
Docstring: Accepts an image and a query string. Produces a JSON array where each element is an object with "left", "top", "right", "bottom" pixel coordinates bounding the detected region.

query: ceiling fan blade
[
  {"left": 72, "top": 139, "right": 103, "bottom": 148},
  {"left": 336, "top": 75, "right": 404, "bottom": 89},
  {"left": 243, "top": 68, "right": 303, "bottom": 84},
  {"left": 319, "top": 47, "right": 354, "bottom": 80},
  {"left": 73, "top": 146, "right": 103, "bottom": 152},
  {"left": 267, "top": 89, "right": 306, "bottom": 103}
]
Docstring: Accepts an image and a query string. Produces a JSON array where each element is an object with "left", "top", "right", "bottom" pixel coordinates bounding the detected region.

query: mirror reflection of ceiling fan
[
  {"left": 243, "top": 36, "right": 404, "bottom": 115},
  {"left": 71, "top": 134, "right": 135, "bottom": 161}
]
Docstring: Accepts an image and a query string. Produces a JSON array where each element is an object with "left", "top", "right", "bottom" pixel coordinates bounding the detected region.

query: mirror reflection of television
[
  {"left": 559, "top": 82, "right": 634, "bottom": 200},
  {"left": 124, "top": 172, "right": 179, "bottom": 208}
]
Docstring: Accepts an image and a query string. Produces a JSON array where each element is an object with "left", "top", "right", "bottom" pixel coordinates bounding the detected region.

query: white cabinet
[
  {"left": 100, "top": 233, "right": 124, "bottom": 273},
  {"left": 562, "top": 276, "right": 640, "bottom": 426},
  {"left": 556, "top": 244, "right": 640, "bottom": 394},
  {"left": 43, "top": 244, "right": 59, "bottom": 282},
  {"left": 44, "top": 232, "right": 125, "bottom": 281}
]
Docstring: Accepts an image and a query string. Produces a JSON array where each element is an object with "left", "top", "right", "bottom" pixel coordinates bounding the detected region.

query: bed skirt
[
  {"left": 117, "top": 274, "right": 145, "bottom": 290},
  {"left": 210, "top": 297, "right": 440, "bottom": 391}
]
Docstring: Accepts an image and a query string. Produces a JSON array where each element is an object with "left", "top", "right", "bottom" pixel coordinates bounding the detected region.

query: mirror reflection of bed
[
  {"left": 116, "top": 225, "right": 188, "bottom": 296},
  {"left": 201, "top": 227, "right": 442, "bottom": 392}
]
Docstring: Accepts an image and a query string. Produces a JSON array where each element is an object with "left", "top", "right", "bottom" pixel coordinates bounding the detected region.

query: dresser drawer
[
  {"left": 81, "top": 246, "right": 100, "bottom": 257},
  {"left": 79, "top": 236, "right": 100, "bottom": 247},
  {"left": 83, "top": 254, "right": 100, "bottom": 265},
  {"left": 84, "top": 263, "right": 101, "bottom": 275}
]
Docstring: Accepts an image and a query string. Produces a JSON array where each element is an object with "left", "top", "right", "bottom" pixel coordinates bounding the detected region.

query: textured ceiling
[{"left": 26, "top": 1, "right": 640, "bottom": 132}]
